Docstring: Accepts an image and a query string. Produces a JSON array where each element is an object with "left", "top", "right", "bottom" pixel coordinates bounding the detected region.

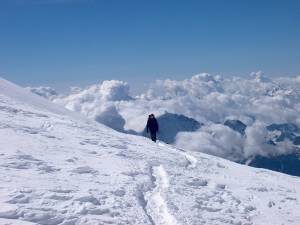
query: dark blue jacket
[{"left": 147, "top": 117, "right": 159, "bottom": 133}]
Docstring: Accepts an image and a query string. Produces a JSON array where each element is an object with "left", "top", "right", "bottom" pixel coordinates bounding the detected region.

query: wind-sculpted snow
[{"left": 1, "top": 79, "right": 300, "bottom": 224}]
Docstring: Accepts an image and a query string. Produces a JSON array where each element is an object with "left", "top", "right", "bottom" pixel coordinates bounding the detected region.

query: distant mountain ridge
[
  {"left": 142, "top": 112, "right": 202, "bottom": 143},
  {"left": 223, "top": 119, "right": 300, "bottom": 176}
]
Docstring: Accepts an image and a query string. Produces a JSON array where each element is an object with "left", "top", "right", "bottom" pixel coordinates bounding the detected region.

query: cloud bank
[{"left": 29, "top": 72, "right": 300, "bottom": 161}]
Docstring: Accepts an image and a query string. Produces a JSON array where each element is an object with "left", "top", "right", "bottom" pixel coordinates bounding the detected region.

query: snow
[
  {"left": 0, "top": 79, "right": 82, "bottom": 121},
  {"left": 1, "top": 78, "right": 300, "bottom": 224}
]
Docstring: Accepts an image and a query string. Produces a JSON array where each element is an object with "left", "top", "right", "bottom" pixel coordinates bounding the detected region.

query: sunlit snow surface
[{"left": 0, "top": 78, "right": 300, "bottom": 225}]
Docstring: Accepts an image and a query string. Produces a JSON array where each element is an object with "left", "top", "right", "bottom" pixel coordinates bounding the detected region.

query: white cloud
[
  {"left": 31, "top": 73, "right": 300, "bottom": 161},
  {"left": 243, "top": 121, "right": 295, "bottom": 158},
  {"left": 99, "top": 80, "right": 131, "bottom": 101},
  {"left": 175, "top": 124, "right": 245, "bottom": 161},
  {"left": 53, "top": 80, "right": 131, "bottom": 131}
]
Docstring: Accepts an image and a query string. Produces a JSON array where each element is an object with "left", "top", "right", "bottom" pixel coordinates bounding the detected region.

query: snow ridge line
[{"left": 145, "top": 165, "right": 180, "bottom": 225}]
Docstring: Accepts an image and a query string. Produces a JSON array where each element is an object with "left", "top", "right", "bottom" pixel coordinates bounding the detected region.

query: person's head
[{"left": 149, "top": 114, "right": 155, "bottom": 119}]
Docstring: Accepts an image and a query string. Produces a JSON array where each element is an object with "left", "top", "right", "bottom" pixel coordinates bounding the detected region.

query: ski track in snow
[{"left": 145, "top": 165, "right": 179, "bottom": 225}]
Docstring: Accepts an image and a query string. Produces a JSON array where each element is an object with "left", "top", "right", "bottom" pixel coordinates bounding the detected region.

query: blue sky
[{"left": 0, "top": 0, "right": 300, "bottom": 91}]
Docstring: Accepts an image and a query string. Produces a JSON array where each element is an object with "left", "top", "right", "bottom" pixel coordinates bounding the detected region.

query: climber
[{"left": 146, "top": 114, "right": 159, "bottom": 142}]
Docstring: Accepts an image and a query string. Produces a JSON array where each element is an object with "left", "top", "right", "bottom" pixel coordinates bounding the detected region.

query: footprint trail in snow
[{"left": 146, "top": 165, "right": 179, "bottom": 225}]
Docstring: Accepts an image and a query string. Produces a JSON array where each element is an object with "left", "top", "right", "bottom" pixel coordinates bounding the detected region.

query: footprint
[
  {"left": 111, "top": 189, "right": 126, "bottom": 197},
  {"left": 1, "top": 161, "right": 31, "bottom": 169},
  {"left": 49, "top": 188, "right": 73, "bottom": 194},
  {"left": 16, "top": 154, "right": 41, "bottom": 161},
  {"left": 38, "top": 164, "right": 60, "bottom": 173},
  {"left": 243, "top": 205, "right": 256, "bottom": 213},
  {"left": 186, "top": 178, "right": 208, "bottom": 187},
  {"left": 215, "top": 183, "right": 226, "bottom": 190},
  {"left": 43, "top": 135, "right": 57, "bottom": 139},
  {"left": 0, "top": 203, "right": 19, "bottom": 219},
  {"left": 66, "top": 157, "right": 78, "bottom": 163},
  {"left": 87, "top": 150, "right": 97, "bottom": 154},
  {"left": 285, "top": 197, "right": 297, "bottom": 201},
  {"left": 44, "top": 193, "right": 72, "bottom": 201},
  {"left": 1, "top": 154, "right": 46, "bottom": 171},
  {"left": 7, "top": 193, "right": 30, "bottom": 204},
  {"left": 268, "top": 201, "right": 275, "bottom": 207},
  {"left": 75, "top": 195, "right": 100, "bottom": 205},
  {"left": 71, "top": 166, "right": 97, "bottom": 175},
  {"left": 80, "top": 139, "right": 99, "bottom": 145},
  {"left": 22, "top": 209, "right": 64, "bottom": 224},
  {"left": 110, "top": 144, "right": 128, "bottom": 149}
]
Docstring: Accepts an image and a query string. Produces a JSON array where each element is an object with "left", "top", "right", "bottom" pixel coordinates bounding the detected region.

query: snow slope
[{"left": 1, "top": 78, "right": 300, "bottom": 225}]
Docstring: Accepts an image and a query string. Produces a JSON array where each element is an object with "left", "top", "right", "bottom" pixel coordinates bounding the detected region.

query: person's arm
[
  {"left": 156, "top": 119, "right": 159, "bottom": 132},
  {"left": 146, "top": 120, "right": 149, "bottom": 133}
]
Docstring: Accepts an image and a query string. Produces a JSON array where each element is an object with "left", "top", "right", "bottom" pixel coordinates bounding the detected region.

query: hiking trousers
[{"left": 150, "top": 132, "right": 157, "bottom": 142}]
